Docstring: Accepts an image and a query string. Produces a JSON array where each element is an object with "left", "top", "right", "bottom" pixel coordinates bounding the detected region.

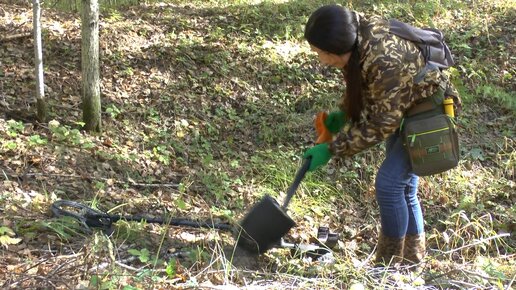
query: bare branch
[{"left": 1, "top": 32, "right": 32, "bottom": 42}]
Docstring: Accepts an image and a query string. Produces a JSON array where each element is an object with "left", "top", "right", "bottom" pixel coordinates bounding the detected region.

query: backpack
[
  {"left": 390, "top": 19, "right": 460, "bottom": 176},
  {"left": 389, "top": 19, "right": 454, "bottom": 70}
]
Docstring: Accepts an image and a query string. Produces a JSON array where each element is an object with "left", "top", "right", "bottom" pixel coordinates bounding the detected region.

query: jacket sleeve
[{"left": 329, "top": 39, "right": 422, "bottom": 157}]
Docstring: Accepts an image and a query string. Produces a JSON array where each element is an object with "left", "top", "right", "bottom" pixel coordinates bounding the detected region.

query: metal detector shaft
[
  {"left": 90, "top": 213, "right": 233, "bottom": 231},
  {"left": 281, "top": 158, "right": 311, "bottom": 210},
  {"left": 51, "top": 200, "right": 233, "bottom": 231}
]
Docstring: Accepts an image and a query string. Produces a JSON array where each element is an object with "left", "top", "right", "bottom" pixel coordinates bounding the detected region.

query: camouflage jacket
[{"left": 329, "top": 14, "right": 460, "bottom": 157}]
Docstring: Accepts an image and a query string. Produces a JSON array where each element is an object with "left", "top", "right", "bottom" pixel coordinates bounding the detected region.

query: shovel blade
[{"left": 236, "top": 195, "right": 295, "bottom": 254}]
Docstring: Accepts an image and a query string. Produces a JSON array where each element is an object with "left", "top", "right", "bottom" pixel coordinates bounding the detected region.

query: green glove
[
  {"left": 303, "top": 143, "right": 332, "bottom": 172},
  {"left": 324, "top": 111, "right": 347, "bottom": 134}
]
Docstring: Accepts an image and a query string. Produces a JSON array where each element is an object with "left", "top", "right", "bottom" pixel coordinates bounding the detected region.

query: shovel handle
[{"left": 282, "top": 157, "right": 311, "bottom": 210}]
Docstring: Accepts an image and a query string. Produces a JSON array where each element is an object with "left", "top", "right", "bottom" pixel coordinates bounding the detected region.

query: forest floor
[{"left": 1, "top": 0, "right": 515, "bottom": 289}]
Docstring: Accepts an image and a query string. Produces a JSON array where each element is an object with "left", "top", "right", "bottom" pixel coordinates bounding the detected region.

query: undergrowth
[{"left": 0, "top": 0, "right": 514, "bottom": 289}]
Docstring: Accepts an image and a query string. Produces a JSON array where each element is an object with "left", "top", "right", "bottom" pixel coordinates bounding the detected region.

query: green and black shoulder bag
[{"left": 401, "top": 89, "right": 460, "bottom": 176}]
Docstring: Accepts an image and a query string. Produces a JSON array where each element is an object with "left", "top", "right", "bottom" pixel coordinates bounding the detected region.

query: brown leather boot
[
  {"left": 403, "top": 233, "right": 426, "bottom": 265},
  {"left": 375, "top": 232, "right": 405, "bottom": 266}
]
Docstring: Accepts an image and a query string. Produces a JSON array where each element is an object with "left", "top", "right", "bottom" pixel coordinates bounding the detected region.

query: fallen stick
[
  {"left": 1, "top": 32, "right": 32, "bottom": 42},
  {"left": 435, "top": 233, "right": 511, "bottom": 255}
]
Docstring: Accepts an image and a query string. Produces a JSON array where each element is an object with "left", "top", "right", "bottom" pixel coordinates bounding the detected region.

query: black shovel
[{"left": 236, "top": 157, "right": 311, "bottom": 254}]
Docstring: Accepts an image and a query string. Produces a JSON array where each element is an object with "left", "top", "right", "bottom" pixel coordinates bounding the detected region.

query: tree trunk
[
  {"left": 33, "top": 0, "right": 47, "bottom": 122},
  {"left": 81, "top": 0, "right": 101, "bottom": 132}
]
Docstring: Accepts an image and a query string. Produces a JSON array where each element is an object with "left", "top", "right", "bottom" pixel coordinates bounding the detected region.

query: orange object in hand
[{"left": 315, "top": 111, "right": 333, "bottom": 144}]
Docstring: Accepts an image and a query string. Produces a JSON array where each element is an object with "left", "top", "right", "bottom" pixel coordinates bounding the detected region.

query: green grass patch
[{"left": 1, "top": 0, "right": 515, "bottom": 288}]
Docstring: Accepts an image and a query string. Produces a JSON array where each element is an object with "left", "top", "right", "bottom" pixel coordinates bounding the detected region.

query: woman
[{"left": 302, "top": 5, "right": 460, "bottom": 265}]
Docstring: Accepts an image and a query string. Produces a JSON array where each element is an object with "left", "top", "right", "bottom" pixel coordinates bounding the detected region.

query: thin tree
[
  {"left": 81, "top": 0, "right": 101, "bottom": 132},
  {"left": 33, "top": 0, "right": 47, "bottom": 122}
]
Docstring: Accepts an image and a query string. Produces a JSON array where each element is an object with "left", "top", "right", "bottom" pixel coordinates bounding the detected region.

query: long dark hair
[{"left": 304, "top": 5, "right": 363, "bottom": 122}]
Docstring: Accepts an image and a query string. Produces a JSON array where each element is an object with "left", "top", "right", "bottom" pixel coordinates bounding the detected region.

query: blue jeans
[{"left": 375, "top": 130, "right": 424, "bottom": 238}]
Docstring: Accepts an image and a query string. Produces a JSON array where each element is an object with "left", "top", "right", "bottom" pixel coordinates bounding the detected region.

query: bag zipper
[{"left": 408, "top": 127, "right": 449, "bottom": 147}]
